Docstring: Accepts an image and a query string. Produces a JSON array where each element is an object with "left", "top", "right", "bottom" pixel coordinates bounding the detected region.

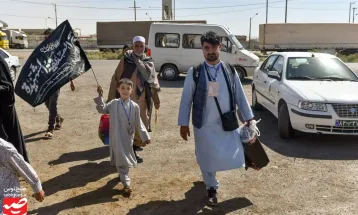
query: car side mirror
[
  {"left": 267, "top": 71, "right": 281, "bottom": 80},
  {"left": 231, "top": 45, "right": 237, "bottom": 54}
]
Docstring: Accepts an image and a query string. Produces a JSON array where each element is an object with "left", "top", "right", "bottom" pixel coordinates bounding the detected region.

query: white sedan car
[
  {"left": 0, "top": 48, "right": 21, "bottom": 82},
  {"left": 252, "top": 52, "right": 358, "bottom": 138}
]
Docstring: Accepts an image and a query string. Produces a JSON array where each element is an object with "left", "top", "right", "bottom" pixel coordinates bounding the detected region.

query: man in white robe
[{"left": 178, "top": 31, "right": 254, "bottom": 206}]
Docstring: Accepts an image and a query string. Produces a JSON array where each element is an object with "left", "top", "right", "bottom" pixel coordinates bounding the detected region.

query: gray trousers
[
  {"left": 116, "top": 166, "right": 130, "bottom": 187},
  {"left": 45, "top": 89, "right": 60, "bottom": 129}
]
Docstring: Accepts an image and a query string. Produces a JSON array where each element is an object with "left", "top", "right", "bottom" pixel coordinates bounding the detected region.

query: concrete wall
[{"left": 259, "top": 23, "right": 358, "bottom": 45}]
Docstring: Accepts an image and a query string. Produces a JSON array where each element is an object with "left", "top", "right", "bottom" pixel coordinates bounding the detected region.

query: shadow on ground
[
  {"left": 48, "top": 146, "right": 109, "bottom": 165},
  {"left": 24, "top": 130, "right": 47, "bottom": 139},
  {"left": 127, "top": 181, "right": 253, "bottom": 215},
  {"left": 241, "top": 78, "right": 253, "bottom": 86},
  {"left": 24, "top": 130, "right": 47, "bottom": 143},
  {"left": 159, "top": 76, "right": 185, "bottom": 88},
  {"left": 42, "top": 161, "right": 115, "bottom": 196},
  {"left": 254, "top": 109, "right": 358, "bottom": 160},
  {"left": 30, "top": 181, "right": 252, "bottom": 215},
  {"left": 28, "top": 178, "right": 120, "bottom": 215}
]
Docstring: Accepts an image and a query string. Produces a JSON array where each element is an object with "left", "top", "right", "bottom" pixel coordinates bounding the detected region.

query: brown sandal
[{"left": 55, "top": 116, "right": 64, "bottom": 130}]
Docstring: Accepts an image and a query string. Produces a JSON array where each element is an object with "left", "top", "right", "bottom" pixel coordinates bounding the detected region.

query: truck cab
[
  {"left": 3, "top": 30, "right": 28, "bottom": 49},
  {"left": 0, "top": 31, "right": 9, "bottom": 49},
  {"left": 147, "top": 23, "right": 260, "bottom": 81},
  {"left": 11, "top": 31, "right": 28, "bottom": 49}
]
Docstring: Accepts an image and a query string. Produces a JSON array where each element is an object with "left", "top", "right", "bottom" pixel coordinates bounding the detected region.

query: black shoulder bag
[{"left": 206, "top": 63, "right": 239, "bottom": 131}]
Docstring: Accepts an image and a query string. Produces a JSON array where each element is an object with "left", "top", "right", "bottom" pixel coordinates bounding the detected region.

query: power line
[
  {"left": 0, "top": 4, "right": 351, "bottom": 22},
  {"left": 3, "top": 0, "right": 349, "bottom": 10},
  {"left": 271, "top": 6, "right": 347, "bottom": 10},
  {"left": 55, "top": 0, "right": 132, "bottom": 3},
  {"left": 0, "top": 6, "right": 266, "bottom": 21},
  {"left": 0, "top": 13, "right": 45, "bottom": 19},
  {"left": 4, "top": 0, "right": 287, "bottom": 11}
]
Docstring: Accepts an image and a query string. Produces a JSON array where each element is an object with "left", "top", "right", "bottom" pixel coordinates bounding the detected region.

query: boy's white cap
[{"left": 133, "top": 36, "right": 145, "bottom": 44}]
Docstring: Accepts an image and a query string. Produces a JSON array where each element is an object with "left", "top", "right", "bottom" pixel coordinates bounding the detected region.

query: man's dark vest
[{"left": 192, "top": 61, "right": 236, "bottom": 129}]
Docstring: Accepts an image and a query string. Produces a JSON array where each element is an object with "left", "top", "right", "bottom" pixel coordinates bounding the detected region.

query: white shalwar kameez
[
  {"left": 94, "top": 97, "right": 149, "bottom": 187},
  {"left": 178, "top": 61, "right": 254, "bottom": 190}
]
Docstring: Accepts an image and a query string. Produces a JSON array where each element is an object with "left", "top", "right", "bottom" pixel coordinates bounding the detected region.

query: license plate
[{"left": 335, "top": 120, "right": 358, "bottom": 127}]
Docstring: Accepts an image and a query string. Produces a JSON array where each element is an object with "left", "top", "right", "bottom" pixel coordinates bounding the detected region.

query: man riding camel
[{"left": 107, "top": 36, "right": 160, "bottom": 163}]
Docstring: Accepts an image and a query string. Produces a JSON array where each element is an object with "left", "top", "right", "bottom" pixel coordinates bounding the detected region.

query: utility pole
[
  {"left": 249, "top": 17, "right": 252, "bottom": 50},
  {"left": 354, "top": 7, "right": 357, "bottom": 23},
  {"left": 285, "top": 0, "right": 288, "bottom": 23},
  {"left": 349, "top": 2, "right": 355, "bottom": 23},
  {"left": 266, "top": 0, "right": 268, "bottom": 23},
  {"left": 54, "top": 4, "right": 58, "bottom": 27},
  {"left": 130, "top": 0, "right": 140, "bottom": 21},
  {"left": 249, "top": 13, "right": 258, "bottom": 50}
]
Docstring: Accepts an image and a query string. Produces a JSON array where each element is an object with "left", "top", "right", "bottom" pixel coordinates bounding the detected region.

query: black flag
[{"left": 15, "top": 20, "right": 91, "bottom": 107}]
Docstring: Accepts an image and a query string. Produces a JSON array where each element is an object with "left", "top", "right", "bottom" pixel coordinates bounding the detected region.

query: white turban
[{"left": 133, "top": 36, "right": 145, "bottom": 44}]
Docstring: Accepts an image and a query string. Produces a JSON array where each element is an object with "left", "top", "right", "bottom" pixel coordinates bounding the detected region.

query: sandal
[
  {"left": 123, "top": 187, "right": 132, "bottom": 197},
  {"left": 55, "top": 116, "right": 64, "bottom": 130},
  {"left": 44, "top": 128, "right": 54, "bottom": 139}
]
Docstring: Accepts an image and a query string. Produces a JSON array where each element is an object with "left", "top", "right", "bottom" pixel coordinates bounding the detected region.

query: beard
[
  {"left": 206, "top": 53, "right": 218, "bottom": 62},
  {"left": 134, "top": 51, "right": 144, "bottom": 57}
]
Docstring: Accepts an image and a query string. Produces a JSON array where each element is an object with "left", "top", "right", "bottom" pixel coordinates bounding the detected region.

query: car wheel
[
  {"left": 236, "top": 67, "right": 245, "bottom": 82},
  {"left": 252, "top": 88, "right": 263, "bottom": 110},
  {"left": 161, "top": 64, "right": 178, "bottom": 81},
  {"left": 10, "top": 67, "right": 16, "bottom": 82},
  {"left": 278, "top": 103, "right": 295, "bottom": 139}
]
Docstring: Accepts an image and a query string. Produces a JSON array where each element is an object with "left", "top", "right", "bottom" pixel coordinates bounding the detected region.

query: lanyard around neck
[
  {"left": 205, "top": 62, "right": 222, "bottom": 81},
  {"left": 120, "top": 100, "right": 132, "bottom": 125}
]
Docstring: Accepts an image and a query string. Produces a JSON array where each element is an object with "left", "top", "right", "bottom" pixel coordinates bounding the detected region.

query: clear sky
[{"left": 0, "top": 0, "right": 355, "bottom": 38}]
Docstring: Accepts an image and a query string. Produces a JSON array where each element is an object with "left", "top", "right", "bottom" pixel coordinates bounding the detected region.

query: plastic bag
[
  {"left": 239, "top": 119, "right": 261, "bottom": 144},
  {"left": 98, "top": 114, "right": 110, "bottom": 145}
]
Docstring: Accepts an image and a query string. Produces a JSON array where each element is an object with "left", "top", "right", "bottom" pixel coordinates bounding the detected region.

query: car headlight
[
  {"left": 253, "top": 60, "right": 259, "bottom": 67},
  {"left": 298, "top": 101, "right": 327, "bottom": 112}
]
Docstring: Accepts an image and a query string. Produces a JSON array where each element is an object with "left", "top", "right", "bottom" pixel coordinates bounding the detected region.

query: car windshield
[
  {"left": 1, "top": 36, "right": 8, "bottom": 41},
  {"left": 230, "top": 34, "right": 244, "bottom": 50},
  {"left": 286, "top": 57, "right": 358, "bottom": 81}
]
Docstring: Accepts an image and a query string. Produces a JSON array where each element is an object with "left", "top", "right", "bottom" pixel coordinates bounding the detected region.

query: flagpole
[{"left": 91, "top": 68, "right": 99, "bottom": 86}]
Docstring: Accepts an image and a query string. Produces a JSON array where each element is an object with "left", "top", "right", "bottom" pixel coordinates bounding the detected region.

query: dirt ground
[{"left": 8, "top": 51, "right": 358, "bottom": 214}]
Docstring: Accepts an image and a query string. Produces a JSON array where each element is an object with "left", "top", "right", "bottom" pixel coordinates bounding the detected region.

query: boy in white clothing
[{"left": 94, "top": 78, "right": 150, "bottom": 196}]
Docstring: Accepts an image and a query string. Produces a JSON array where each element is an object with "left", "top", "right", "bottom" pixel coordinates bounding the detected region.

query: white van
[{"left": 147, "top": 23, "right": 260, "bottom": 81}]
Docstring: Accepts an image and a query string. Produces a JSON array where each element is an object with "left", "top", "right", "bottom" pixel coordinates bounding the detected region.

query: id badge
[{"left": 208, "top": 82, "right": 219, "bottom": 97}]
